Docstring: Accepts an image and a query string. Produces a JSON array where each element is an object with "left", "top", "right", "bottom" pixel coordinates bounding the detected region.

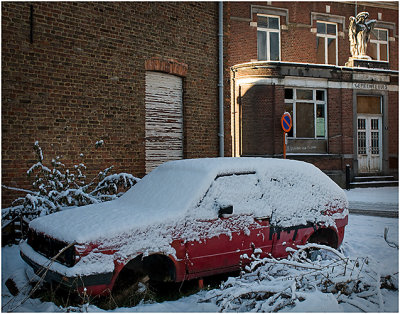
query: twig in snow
[
  {"left": 3, "top": 242, "right": 77, "bottom": 312},
  {"left": 384, "top": 227, "right": 399, "bottom": 249}
]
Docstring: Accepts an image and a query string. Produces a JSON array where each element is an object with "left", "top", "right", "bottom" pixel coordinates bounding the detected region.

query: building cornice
[{"left": 231, "top": 61, "right": 399, "bottom": 75}]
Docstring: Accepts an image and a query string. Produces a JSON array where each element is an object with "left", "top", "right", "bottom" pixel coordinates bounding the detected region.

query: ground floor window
[{"left": 284, "top": 88, "right": 327, "bottom": 139}]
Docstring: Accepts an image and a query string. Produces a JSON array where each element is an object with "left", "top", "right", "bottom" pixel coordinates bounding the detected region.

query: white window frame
[
  {"left": 284, "top": 88, "right": 328, "bottom": 140},
  {"left": 257, "top": 14, "right": 281, "bottom": 61},
  {"left": 370, "top": 28, "right": 389, "bottom": 62},
  {"left": 316, "top": 21, "right": 338, "bottom": 65}
]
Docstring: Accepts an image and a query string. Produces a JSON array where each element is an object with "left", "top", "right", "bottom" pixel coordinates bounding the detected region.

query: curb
[{"left": 349, "top": 208, "right": 398, "bottom": 218}]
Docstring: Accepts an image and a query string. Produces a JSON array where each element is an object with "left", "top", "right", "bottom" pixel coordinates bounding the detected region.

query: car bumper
[{"left": 20, "top": 242, "right": 114, "bottom": 296}]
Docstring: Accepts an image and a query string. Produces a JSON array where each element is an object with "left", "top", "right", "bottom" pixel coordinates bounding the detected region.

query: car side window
[{"left": 196, "top": 173, "right": 272, "bottom": 218}]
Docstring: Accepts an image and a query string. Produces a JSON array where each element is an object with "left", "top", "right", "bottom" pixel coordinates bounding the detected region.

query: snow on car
[{"left": 20, "top": 157, "right": 349, "bottom": 297}]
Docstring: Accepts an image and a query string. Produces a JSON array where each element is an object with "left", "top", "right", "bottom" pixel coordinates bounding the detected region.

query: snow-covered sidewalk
[{"left": 345, "top": 187, "right": 398, "bottom": 216}]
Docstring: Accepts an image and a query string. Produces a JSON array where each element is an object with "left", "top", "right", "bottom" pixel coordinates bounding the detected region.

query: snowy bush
[
  {"left": 2, "top": 141, "right": 140, "bottom": 222},
  {"left": 204, "top": 244, "right": 396, "bottom": 312}
]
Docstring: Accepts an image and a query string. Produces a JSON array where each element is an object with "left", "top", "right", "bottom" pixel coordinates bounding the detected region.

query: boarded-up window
[
  {"left": 145, "top": 72, "right": 183, "bottom": 173},
  {"left": 357, "top": 96, "right": 381, "bottom": 114}
]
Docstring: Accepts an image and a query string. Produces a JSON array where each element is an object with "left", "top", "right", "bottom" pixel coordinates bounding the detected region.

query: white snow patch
[
  {"left": 287, "top": 290, "right": 342, "bottom": 312},
  {"left": 95, "top": 140, "right": 104, "bottom": 146},
  {"left": 345, "top": 187, "right": 398, "bottom": 206}
]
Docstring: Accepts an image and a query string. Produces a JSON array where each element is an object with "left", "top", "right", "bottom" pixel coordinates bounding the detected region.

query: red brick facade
[
  {"left": 1, "top": 2, "right": 398, "bottom": 206},
  {"left": 2, "top": 2, "right": 220, "bottom": 206},
  {"left": 231, "top": 62, "right": 398, "bottom": 185},
  {"left": 227, "top": 2, "right": 398, "bottom": 70},
  {"left": 226, "top": 2, "right": 398, "bottom": 185}
]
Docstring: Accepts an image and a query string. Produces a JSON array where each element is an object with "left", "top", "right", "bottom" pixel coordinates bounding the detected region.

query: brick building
[
  {"left": 2, "top": 2, "right": 222, "bottom": 206},
  {"left": 226, "top": 1, "right": 398, "bottom": 186},
  {"left": 2, "top": 2, "right": 399, "bottom": 208}
]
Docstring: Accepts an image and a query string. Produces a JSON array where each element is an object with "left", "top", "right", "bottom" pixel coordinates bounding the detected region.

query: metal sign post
[{"left": 281, "top": 112, "right": 292, "bottom": 159}]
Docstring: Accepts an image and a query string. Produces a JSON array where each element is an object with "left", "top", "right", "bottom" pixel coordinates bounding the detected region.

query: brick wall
[
  {"left": 227, "top": 2, "right": 398, "bottom": 70},
  {"left": 226, "top": 1, "right": 397, "bottom": 184},
  {"left": 388, "top": 90, "right": 399, "bottom": 171},
  {"left": 240, "top": 84, "right": 274, "bottom": 155},
  {"left": 2, "top": 2, "right": 220, "bottom": 207},
  {"left": 273, "top": 86, "right": 285, "bottom": 155},
  {"left": 340, "top": 88, "right": 355, "bottom": 156},
  {"left": 327, "top": 89, "right": 342, "bottom": 154}
]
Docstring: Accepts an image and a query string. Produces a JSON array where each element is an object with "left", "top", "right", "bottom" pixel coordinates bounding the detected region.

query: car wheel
[
  {"left": 305, "top": 228, "right": 338, "bottom": 261},
  {"left": 307, "top": 228, "right": 338, "bottom": 248},
  {"left": 105, "top": 269, "right": 154, "bottom": 309}
]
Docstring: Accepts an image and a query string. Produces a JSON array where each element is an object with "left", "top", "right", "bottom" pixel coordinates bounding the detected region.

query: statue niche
[{"left": 348, "top": 12, "right": 376, "bottom": 59}]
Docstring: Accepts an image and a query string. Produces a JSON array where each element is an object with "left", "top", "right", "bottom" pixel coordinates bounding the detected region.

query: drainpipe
[{"left": 218, "top": 1, "right": 224, "bottom": 157}]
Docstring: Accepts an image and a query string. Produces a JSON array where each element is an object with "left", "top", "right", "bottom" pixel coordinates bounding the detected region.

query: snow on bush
[
  {"left": 203, "top": 244, "right": 395, "bottom": 312},
  {"left": 2, "top": 141, "right": 140, "bottom": 223}
]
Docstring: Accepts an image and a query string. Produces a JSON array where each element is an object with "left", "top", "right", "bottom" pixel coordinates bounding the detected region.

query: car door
[
  {"left": 269, "top": 224, "right": 315, "bottom": 258},
  {"left": 240, "top": 216, "right": 272, "bottom": 262},
  {"left": 184, "top": 216, "right": 247, "bottom": 278},
  {"left": 184, "top": 172, "right": 273, "bottom": 278}
]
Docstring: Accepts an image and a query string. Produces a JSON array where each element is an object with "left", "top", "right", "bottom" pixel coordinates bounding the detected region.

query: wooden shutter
[{"left": 145, "top": 72, "right": 183, "bottom": 173}]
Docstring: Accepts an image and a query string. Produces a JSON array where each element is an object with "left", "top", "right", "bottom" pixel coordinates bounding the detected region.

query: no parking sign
[
  {"left": 281, "top": 112, "right": 292, "bottom": 133},
  {"left": 281, "top": 112, "right": 292, "bottom": 159}
]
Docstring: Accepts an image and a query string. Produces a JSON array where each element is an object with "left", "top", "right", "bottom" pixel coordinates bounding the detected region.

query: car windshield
[{"left": 118, "top": 164, "right": 214, "bottom": 219}]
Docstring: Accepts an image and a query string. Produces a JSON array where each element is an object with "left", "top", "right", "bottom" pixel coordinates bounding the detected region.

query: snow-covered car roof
[{"left": 29, "top": 158, "right": 348, "bottom": 244}]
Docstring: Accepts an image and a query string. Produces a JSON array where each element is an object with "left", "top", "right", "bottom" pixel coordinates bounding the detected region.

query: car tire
[{"left": 107, "top": 268, "right": 153, "bottom": 308}]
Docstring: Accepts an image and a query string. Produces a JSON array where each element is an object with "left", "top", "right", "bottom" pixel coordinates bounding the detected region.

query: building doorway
[{"left": 356, "top": 96, "right": 382, "bottom": 173}]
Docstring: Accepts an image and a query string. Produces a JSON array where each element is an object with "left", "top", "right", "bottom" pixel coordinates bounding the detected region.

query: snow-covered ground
[
  {"left": 345, "top": 187, "right": 398, "bottom": 211},
  {"left": 2, "top": 213, "right": 398, "bottom": 312}
]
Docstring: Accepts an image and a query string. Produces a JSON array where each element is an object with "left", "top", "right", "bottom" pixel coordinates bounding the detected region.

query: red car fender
[
  {"left": 167, "top": 253, "right": 186, "bottom": 282},
  {"left": 110, "top": 249, "right": 185, "bottom": 287},
  {"left": 109, "top": 257, "right": 133, "bottom": 291},
  {"left": 298, "top": 226, "right": 319, "bottom": 246},
  {"left": 302, "top": 223, "right": 344, "bottom": 249},
  {"left": 170, "top": 239, "right": 187, "bottom": 282},
  {"left": 106, "top": 253, "right": 144, "bottom": 292}
]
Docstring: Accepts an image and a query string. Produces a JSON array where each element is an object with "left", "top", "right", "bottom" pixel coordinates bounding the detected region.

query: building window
[
  {"left": 145, "top": 72, "right": 183, "bottom": 173},
  {"left": 369, "top": 28, "right": 389, "bottom": 61},
  {"left": 257, "top": 15, "right": 280, "bottom": 61},
  {"left": 316, "top": 21, "right": 337, "bottom": 65},
  {"left": 284, "top": 88, "right": 327, "bottom": 139}
]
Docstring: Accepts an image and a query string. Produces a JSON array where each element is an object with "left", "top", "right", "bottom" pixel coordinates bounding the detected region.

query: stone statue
[{"left": 348, "top": 12, "right": 376, "bottom": 59}]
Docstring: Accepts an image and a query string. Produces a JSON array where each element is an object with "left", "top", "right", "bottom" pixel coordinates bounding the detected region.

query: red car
[{"left": 20, "top": 158, "right": 348, "bottom": 296}]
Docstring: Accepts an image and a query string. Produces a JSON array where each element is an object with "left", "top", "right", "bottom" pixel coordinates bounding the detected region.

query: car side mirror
[{"left": 218, "top": 205, "right": 233, "bottom": 218}]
